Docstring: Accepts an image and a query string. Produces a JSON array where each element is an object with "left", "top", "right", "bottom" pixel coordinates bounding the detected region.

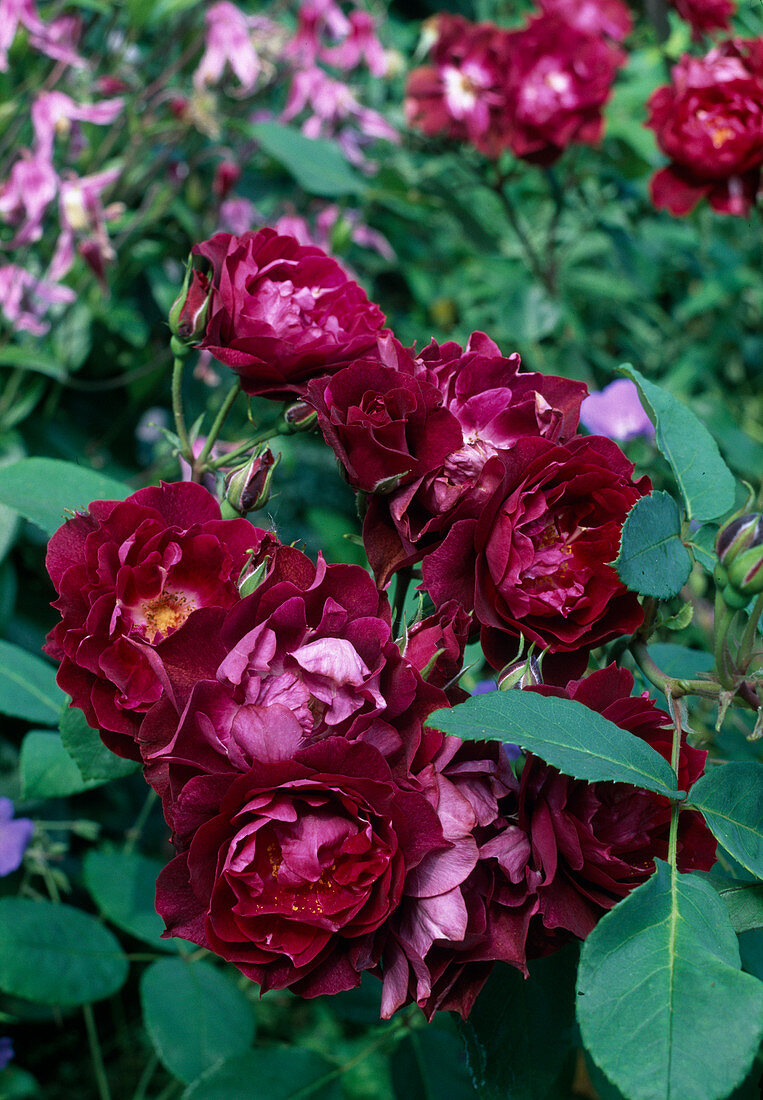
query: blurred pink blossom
[
  {"left": 31, "top": 91, "right": 124, "bottom": 159},
  {"left": 194, "top": 2, "right": 262, "bottom": 94},
  {"left": 288, "top": 0, "right": 351, "bottom": 64},
  {"left": 218, "top": 196, "right": 261, "bottom": 235},
  {"left": 50, "top": 166, "right": 122, "bottom": 283},
  {"left": 274, "top": 205, "right": 394, "bottom": 262},
  {"left": 0, "top": 0, "right": 84, "bottom": 70},
  {"left": 0, "top": 150, "right": 57, "bottom": 245},
  {"left": 0, "top": 264, "right": 75, "bottom": 336},
  {"left": 320, "top": 10, "right": 387, "bottom": 76},
  {"left": 580, "top": 379, "right": 654, "bottom": 442}
]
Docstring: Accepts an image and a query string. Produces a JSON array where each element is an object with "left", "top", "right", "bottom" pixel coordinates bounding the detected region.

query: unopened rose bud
[
  {"left": 727, "top": 546, "right": 763, "bottom": 599},
  {"left": 168, "top": 263, "right": 211, "bottom": 349},
  {"left": 282, "top": 401, "right": 318, "bottom": 433},
  {"left": 717, "top": 512, "right": 763, "bottom": 566},
  {"left": 213, "top": 160, "right": 241, "bottom": 200},
  {"left": 498, "top": 652, "right": 543, "bottom": 690},
  {"left": 223, "top": 448, "right": 280, "bottom": 515}
]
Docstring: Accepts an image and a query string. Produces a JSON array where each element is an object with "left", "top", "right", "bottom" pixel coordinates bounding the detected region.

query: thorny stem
[
  {"left": 205, "top": 426, "right": 282, "bottom": 471},
  {"left": 713, "top": 604, "right": 736, "bottom": 688},
  {"left": 738, "top": 594, "right": 763, "bottom": 672},
  {"left": 194, "top": 378, "right": 242, "bottom": 475},
  {"left": 171, "top": 355, "right": 194, "bottom": 465},
  {"left": 83, "top": 1004, "right": 113, "bottom": 1100},
  {"left": 665, "top": 691, "right": 683, "bottom": 870}
]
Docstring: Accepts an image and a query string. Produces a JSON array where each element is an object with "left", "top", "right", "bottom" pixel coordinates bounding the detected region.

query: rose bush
[
  {"left": 192, "top": 228, "right": 388, "bottom": 398},
  {"left": 45, "top": 481, "right": 266, "bottom": 758}
]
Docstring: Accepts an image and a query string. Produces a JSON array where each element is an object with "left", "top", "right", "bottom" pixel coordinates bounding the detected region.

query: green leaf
[
  {"left": 0, "top": 641, "right": 63, "bottom": 725},
  {"left": 141, "top": 958, "right": 256, "bottom": 1084},
  {"left": 614, "top": 492, "right": 692, "bottom": 598},
  {"left": 687, "top": 764, "right": 763, "bottom": 878},
  {"left": 647, "top": 644, "right": 715, "bottom": 681},
  {"left": 250, "top": 122, "right": 366, "bottom": 197},
  {"left": 181, "top": 1049, "right": 340, "bottom": 1100},
  {"left": 20, "top": 731, "right": 101, "bottom": 799},
  {"left": 0, "top": 458, "right": 130, "bottom": 537},
  {"left": 0, "top": 898, "right": 128, "bottom": 1006},
  {"left": 393, "top": 1024, "right": 476, "bottom": 1100},
  {"left": 0, "top": 346, "right": 67, "bottom": 380},
  {"left": 686, "top": 523, "right": 717, "bottom": 573},
  {"left": 618, "top": 365, "right": 736, "bottom": 523},
  {"left": 83, "top": 849, "right": 182, "bottom": 953},
  {"left": 717, "top": 883, "right": 763, "bottom": 934},
  {"left": 426, "top": 692, "right": 679, "bottom": 798},
  {"left": 577, "top": 861, "right": 763, "bottom": 1100},
  {"left": 59, "top": 705, "right": 138, "bottom": 782},
  {"left": 459, "top": 946, "right": 578, "bottom": 1099}
]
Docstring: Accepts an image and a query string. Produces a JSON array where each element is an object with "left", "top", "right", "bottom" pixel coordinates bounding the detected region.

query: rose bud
[
  {"left": 726, "top": 545, "right": 763, "bottom": 600},
  {"left": 168, "top": 262, "right": 211, "bottom": 349},
  {"left": 716, "top": 512, "right": 763, "bottom": 566},
  {"left": 222, "top": 447, "right": 280, "bottom": 516},
  {"left": 213, "top": 160, "right": 241, "bottom": 201},
  {"left": 282, "top": 400, "right": 319, "bottom": 433}
]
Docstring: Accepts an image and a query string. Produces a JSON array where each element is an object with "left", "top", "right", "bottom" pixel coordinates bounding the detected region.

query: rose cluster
[
  {"left": 405, "top": 2, "right": 629, "bottom": 164},
  {"left": 46, "top": 227, "right": 716, "bottom": 1018}
]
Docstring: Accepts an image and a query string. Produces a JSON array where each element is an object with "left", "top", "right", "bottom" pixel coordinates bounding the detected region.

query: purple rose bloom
[
  {"left": 580, "top": 379, "right": 654, "bottom": 442},
  {"left": 0, "top": 799, "right": 34, "bottom": 876}
]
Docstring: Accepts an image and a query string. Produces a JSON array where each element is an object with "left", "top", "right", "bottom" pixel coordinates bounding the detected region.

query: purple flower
[
  {"left": 31, "top": 91, "right": 124, "bottom": 160},
  {"left": 0, "top": 150, "right": 57, "bottom": 246},
  {"left": 0, "top": 799, "right": 34, "bottom": 877},
  {"left": 0, "top": 264, "right": 75, "bottom": 336},
  {"left": 194, "top": 2, "right": 262, "bottom": 94},
  {"left": 580, "top": 379, "right": 654, "bottom": 442},
  {"left": 0, "top": 0, "right": 84, "bottom": 71},
  {"left": 0, "top": 1037, "right": 13, "bottom": 1071}
]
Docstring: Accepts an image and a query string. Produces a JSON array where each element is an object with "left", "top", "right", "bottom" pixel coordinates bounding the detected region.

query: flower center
[
  {"left": 136, "top": 589, "right": 196, "bottom": 643},
  {"left": 697, "top": 110, "right": 735, "bottom": 149}
]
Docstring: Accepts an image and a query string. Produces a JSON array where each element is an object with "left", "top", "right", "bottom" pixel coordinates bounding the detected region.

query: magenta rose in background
[
  {"left": 45, "top": 481, "right": 267, "bottom": 759},
  {"left": 422, "top": 434, "right": 650, "bottom": 673},
  {"left": 538, "top": 0, "right": 632, "bottom": 42},
  {"left": 306, "top": 336, "right": 463, "bottom": 494},
  {"left": 139, "top": 546, "right": 449, "bottom": 830},
  {"left": 156, "top": 737, "right": 447, "bottom": 997},
  {"left": 193, "top": 228, "right": 387, "bottom": 399},
  {"left": 646, "top": 39, "right": 763, "bottom": 216},
  {"left": 668, "top": 0, "right": 735, "bottom": 40},
  {"left": 519, "top": 665, "right": 717, "bottom": 945}
]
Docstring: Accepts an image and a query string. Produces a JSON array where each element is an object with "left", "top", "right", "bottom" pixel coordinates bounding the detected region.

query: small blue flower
[
  {"left": 580, "top": 379, "right": 654, "bottom": 442},
  {"left": 0, "top": 798, "right": 34, "bottom": 877},
  {"left": 0, "top": 1036, "right": 14, "bottom": 1070}
]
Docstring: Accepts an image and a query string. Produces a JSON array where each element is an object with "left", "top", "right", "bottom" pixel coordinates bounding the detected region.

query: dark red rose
[
  {"left": 669, "top": 0, "right": 735, "bottom": 40},
  {"left": 518, "top": 665, "right": 717, "bottom": 943},
  {"left": 44, "top": 481, "right": 268, "bottom": 759},
  {"left": 539, "top": 0, "right": 632, "bottom": 41},
  {"left": 363, "top": 332, "right": 587, "bottom": 588},
  {"left": 138, "top": 547, "right": 448, "bottom": 833},
  {"left": 405, "top": 15, "right": 514, "bottom": 158},
  {"left": 502, "top": 14, "right": 625, "bottom": 165},
  {"left": 306, "top": 336, "right": 463, "bottom": 494},
  {"left": 646, "top": 40, "right": 763, "bottom": 216},
  {"left": 378, "top": 736, "right": 535, "bottom": 1020},
  {"left": 193, "top": 228, "right": 387, "bottom": 399},
  {"left": 156, "top": 738, "right": 447, "bottom": 997},
  {"left": 421, "top": 434, "right": 650, "bottom": 670}
]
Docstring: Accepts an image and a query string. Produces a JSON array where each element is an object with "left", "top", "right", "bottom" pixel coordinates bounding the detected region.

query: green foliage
[
  {"left": 140, "top": 958, "right": 257, "bottom": 1083},
  {"left": 619, "top": 366, "right": 737, "bottom": 524},
  {"left": 688, "top": 764, "right": 763, "bottom": 879},
  {"left": 717, "top": 884, "right": 763, "bottom": 934},
  {"left": 0, "top": 640, "right": 63, "bottom": 725},
  {"left": 59, "top": 703, "right": 139, "bottom": 781},
  {"left": 615, "top": 491, "right": 692, "bottom": 598},
  {"left": 83, "top": 848, "right": 182, "bottom": 952},
  {"left": 392, "top": 1023, "right": 476, "bottom": 1100},
  {"left": 19, "top": 730, "right": 102, "bottom": 799},
  {"left": 427, "top": 691, "right": 679, "bottom": 797},
  {"left": 180, "top": 1048, "right": 341, "bottom": 1099},
  {"left": 250, "top": 123, "right": 367, "bottom": 197},
  {"left": 577, "top": 862, "right": 763, "bottom": 1100},
  {"left": 0, "top": 898, "right": 128, "bottom": 1006},
  {"left": 459, "top": 947, "right": 578, "bottom": 1100},
  {"left": 0, "top": 458, "right": 130, "bottom": 537}
]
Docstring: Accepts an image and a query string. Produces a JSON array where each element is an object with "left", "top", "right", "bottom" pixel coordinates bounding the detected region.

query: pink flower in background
[
  {"left": 0, "top": 264, "right": 75, "bottom": 335},
  {"left": 539, "top": 0, "right": 632, "bottom": 41},
  {"left": 580, "top": 379, "right": 654, "bottom": 441},
  {"left": 218, "top": 197, "right": 261, "bottom": 236},
  {"left": 288, "top": 0, "right": 351, "bottom": 65},
  {"left": 321, "top": 10, "right": 387, "bottom": 76},
  {"left": 31, "top": 91, "right": 124, "bottom": 159},
  {"left": 0, "top": 150, "right": 57, "bottom": 245},
  {"left": 0, "top": 0, "right": 84, "bottom": 70},
  {"left": 194, "top": 2, "right": 261, "bottom": 94},
  {"left": 0, "top": 798, "right": 34, "bottom": 876},
  {"left": 49, "top": 166, "right": 122, "bottom": 283},
  {"left": 669, "top": 0, "right": 735, "bottom": 40},
  {"left": 274, "top": 206, "right": 395, "bottom": 262}
]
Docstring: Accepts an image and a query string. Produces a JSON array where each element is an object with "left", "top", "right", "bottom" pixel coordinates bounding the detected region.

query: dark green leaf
[
  {"left": 0, "top": 458, "right": 130, "bottom": 537},
  {"left": 0, "top": 347, "right": 67, "bottom": 380},
  {"left": 577, "top": 861, "right": 763, "bottom": 1100},
  {"left": 614, "top": 492, "right": 692, "bottom": 598},
  {"left": 647, "top": 644, "right": 715, "bottom": 680},
  {"left": 459, "top": 947, "right": 578, "bottom": 1100},
  {"left": 0, "top": 641, "right": 63, "bottom": 725},
  {"left": 426, "top": 692, "right": 679, "bottom": 798},
  {"left": 20, "top": 731, "right": 101, "bottom": 799},
  {"left": 181, "top": 1048, "right": 339, "bottom": 1100},
  {"left": 83, "top": 849, "right": 181, "bottom": 953},
  {"left": 141, "top": 958, "right": 256, "bottom": 1084},
  {"left": 717, "top": 884, "right": 763, "bottom": 934},
  {"left": 59, "top": 704, "right": 138, "bottom": 782},
  {"left": 250, "top": 122, "right": 366, "bottom": 197},
  {"left": 0, "top": 898, "right": 128, "bottom": 1006},
  {"left": 618, "top": 366, "right": 736, "bottom": 523},
  {"left": 687, "top": 764, "right": 763, "bottom": 878},
  {"left": 393, "top": 1024, "right": 476, "bottom": 1100}
]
